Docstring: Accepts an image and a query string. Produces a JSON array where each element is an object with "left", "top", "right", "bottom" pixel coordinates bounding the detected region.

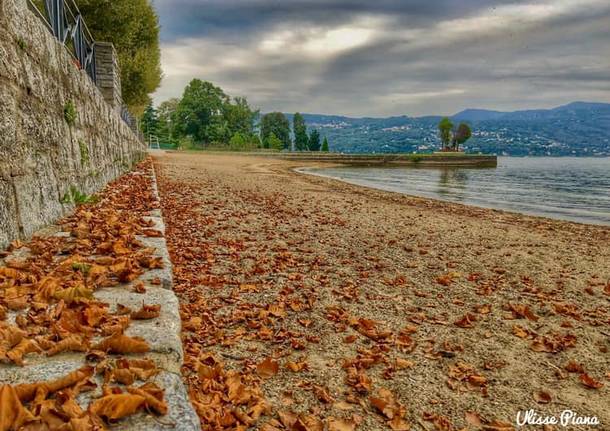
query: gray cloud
[{"left": 152, "top": 0, "right": 610, "bottom": 116}]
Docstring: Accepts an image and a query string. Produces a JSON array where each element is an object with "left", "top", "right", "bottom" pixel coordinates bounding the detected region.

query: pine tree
[
  {"left": 268, "top": 132, "right": 284, "bottom": 151},
  {"left": 308, "top": 129, "right": 321, "bottom": 151},
  {"left": 293, "top": 113, "right": 308, "bottom": 151},
  {"left": 321, "top": 137, "right": 330, "bottom": 152}
]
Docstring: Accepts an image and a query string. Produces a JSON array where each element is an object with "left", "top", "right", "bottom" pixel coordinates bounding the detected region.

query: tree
[
  {"left": 452, "top": 122, "right": 472, "bottom": 151},
  {"left": 140, "top": 103, "right": 158, "bottom": 141},
  {"left": 225, "top": 97, "right": 258, "bottom": 138},
  {"left": 174, "top": 79, "right": 230, "bottom": 146},
  {"left": 156, "top": 98, "right": 180, "bottom": 147},
  {"left": 260, "top": 112, "right": 291, "bottom": 149},
  {"left": 308, "top": 129, "right": 321, "bottom": 151},
  {"left": 229, "top": 132, "right": 247, "bottom": 151},
  {"left": 438, "top": 117, "right": 453, "bottom": 150},
  {"left": 268, "top": 132, "right": 284, "bottom": 151},
  {"left": 293, "top": 113, "right": 308, "bottom": 151},
  {"left": 76, "top": 0, "right": 162, "bottom": 115},
  {"left": 321, "top": 137, "right": 330, "bottom": 152}
]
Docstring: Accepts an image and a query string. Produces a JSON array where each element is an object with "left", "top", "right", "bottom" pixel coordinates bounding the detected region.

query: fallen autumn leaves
[
  {"left": 155, "top": 153, "right": 609, "bottom": 431},
  {"left": 0, "top": 159, "right": 171, "bottom": 430}
]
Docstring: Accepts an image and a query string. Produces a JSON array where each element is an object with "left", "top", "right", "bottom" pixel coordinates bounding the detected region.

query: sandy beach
[{"left": 153, "top": 152, "right": 610, "bottom": 430}]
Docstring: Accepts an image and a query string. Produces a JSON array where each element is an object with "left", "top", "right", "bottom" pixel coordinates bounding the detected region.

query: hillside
[{"left": 293, "top": 102, "right": 610, "bottom": 156}]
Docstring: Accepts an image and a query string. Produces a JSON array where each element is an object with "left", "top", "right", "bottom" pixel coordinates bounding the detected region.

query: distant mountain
[
  {"left": 291, "top": 102, "right": 610, "bottom": 156},
  {"left": 452, "top": 109, "right": 505, "bottom": 122}
]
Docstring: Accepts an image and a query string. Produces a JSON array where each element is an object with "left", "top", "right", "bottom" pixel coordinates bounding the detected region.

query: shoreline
[
  {"left": 154, "top": 152, "right": 610, "bottom": 430},
  {"left": 292, "top": 165, "right": 610, "bottom": 228}
]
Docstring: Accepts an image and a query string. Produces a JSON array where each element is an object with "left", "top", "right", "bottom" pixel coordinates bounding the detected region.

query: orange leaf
[
  {"left": 580, "top": 373, "right": 604, "bottom": 389},
  {"left": 131, "top": 304, "right": 161, "bottom": 320},
  {"left": 93, "top": 333, "right": 150, "bottom": 354},
  {"left": 0, "top": 385, "right": 36, "bottom": 431},
  {"left": 328, "top": 417, "right": 356, "bottom": 431},
  {"left": 257, "top": 357, "right": 279, "bottom": 379},
  {"left": 89, "top": 393, "right": 146, "bottom": 420}
]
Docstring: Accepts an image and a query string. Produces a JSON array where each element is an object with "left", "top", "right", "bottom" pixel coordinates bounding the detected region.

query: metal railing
[{"left": 28, "top": 0, "right": 97, "bottom": 84}]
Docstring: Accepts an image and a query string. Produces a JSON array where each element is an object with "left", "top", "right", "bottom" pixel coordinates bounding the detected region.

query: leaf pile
[{"left": 0, "top": 159, "right": 169, "bottom": 429}]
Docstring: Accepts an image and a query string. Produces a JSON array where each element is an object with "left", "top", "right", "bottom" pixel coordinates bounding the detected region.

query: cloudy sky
[{"left": 152, "top": 0, "right": 610, "bottom": 117}]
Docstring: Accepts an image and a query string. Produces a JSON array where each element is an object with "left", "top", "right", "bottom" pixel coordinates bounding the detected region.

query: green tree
[
  {"left": 140, "top": 103, "right": 158, "bottom": 141},
  {"left": 293, "top": 113, "right": 308, "bottom": 151},
  {"left": 76, "top": 0, "right": 162, "bottom": 115},
  {"left": 225, "top": 97, "right": 258, "bottom": 138},
  {"left": 229, "top": 132, "right": 247, "bottom": 151},
  {"left": 174, "top": 79, "right": 230, "bottom": 146},
  {"left": 156, "top": 98, "right": 179, "bottom": 147},
  {"left": 452, "top": 122, "right": 472, "bottom": 151},
  {"left": 260, "top": 112, "right": 291, "bottom": 149},
  {"left": 438, "top": 117, "right": 453, "bottom": 150},
  {"left": 321, "top": 137, "right": 330, "bottom": 152},
  {"left": 268, "top": 132, "right": 284, "bottom": 151},
  {"left": 308, "top": 129, "right": 321, "bottom": 151}
]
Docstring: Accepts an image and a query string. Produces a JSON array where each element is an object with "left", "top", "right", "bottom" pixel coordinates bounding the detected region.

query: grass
[
  {"left": 79, "top": 140, "right": 90, "bottom": 165},
  {"left": 64, "top": 101, "right": 77, "bottom": 126},
  {"left": 61, "top": 186, "right": 97, "bottom": 205}
]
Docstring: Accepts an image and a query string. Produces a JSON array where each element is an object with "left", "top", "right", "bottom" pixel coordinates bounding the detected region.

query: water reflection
[
  {"left": 437, "top": 169, "right": 469, "bottom": 200},
  {"left": 307, "top": 157, "right": 610, "bottom": 225}
]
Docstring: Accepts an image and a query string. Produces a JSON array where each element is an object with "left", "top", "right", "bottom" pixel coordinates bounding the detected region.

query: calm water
[{"left": 305, "top": 157, "right": 610, "bottom": 226}]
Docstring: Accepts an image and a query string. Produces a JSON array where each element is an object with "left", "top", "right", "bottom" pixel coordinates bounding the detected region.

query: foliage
[
  {"left": 293, "top": 113, "right": 308, "bottom": 151},
  {"left": 156, "top": 98, "right": 180, "bottom": 147},
  {"left": 16, "top": 37, "right": 27, "bottom": 51},
  {"left": 64, "top": 101, "right": 77, "bottom": 126},
  {"left": 321, "top": 137, "right": 330, "bottom": 152},
  {"left": 140, "top": 103, "right": 159, "bottom": 141},
  {"left": 174, "top": 79, "right": 230, "bottom": 146},
  {"left": 170, "top": 79, "right": 258, "bottom": 148},
  {"left": 61, "top": 186, "right": 97, "bottom": 205},
  {"left": 308, "top": 129, "right": 321, "bottom": 151},
  {"left": 228, "top": 132, "right": 260, "bottom": 151},
  {"left": 225, "top": 97, "right": 259, "bottom": 138},
  {"left": 75, "top": 0, "right": 162, "bottom": 115},
  {"left": 79, "top": 140, "right": 90, "bottom": 165},
  {"left": 438, "top": 117, "right": 453, "bottom": 150},
  {"left": 453, "top": 122, "right": 472, "bottom": 150},
  {"left": 267, "top": 132, "right": 284, "bottom": 151},
  {"left": 260, "top": 112, "right": 291, "bottom": 150}
]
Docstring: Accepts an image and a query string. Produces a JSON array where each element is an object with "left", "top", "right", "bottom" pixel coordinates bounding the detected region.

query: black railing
[{"left": 28, "top": 0, "right": 96, "bottom": 84}]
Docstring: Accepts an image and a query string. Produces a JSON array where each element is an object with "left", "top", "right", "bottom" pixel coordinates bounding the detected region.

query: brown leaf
[
  {"left": 257, "top": 357, "right": 279, "bottom": 379},
  {"left": 127, "top": 384, "right": 168, "bottom": 415},
  {"left": 564, "top": 360, "right": 584, "bottom": 373},
  {"left": 131, "top": 304, "right": 161, "bottom": 320},
  {"left": 52, "top": 285, "right": 94, "bottom": 304},
  {"left": 46, "top": 335, "right": 89, "bottom": 356},
  {"left": 93, "top": 333, "right": 150, "bottom": 354},
  {"left": 0, "top": 385, "right": 36, "bottom": 430},
  {"left": 454, "top": 313, "right": 477, "bottom": 328},
  {"left": 328, "top": 417, "right": 356, "bottom": 431},
  {"left": 6, "top": 339, "right": 40, "bottom": 366},
  {"left": 534, "top": 390, "right": 552, "bottom": 404},
  {"left": 89, "top": 393, "right": 146, "bottom": 420},
  {"left": 465, "top": 411, "right": 483, "bottom": 427},
  {"left": 580, "top": 373, "right": 604, "bottom": 389}
]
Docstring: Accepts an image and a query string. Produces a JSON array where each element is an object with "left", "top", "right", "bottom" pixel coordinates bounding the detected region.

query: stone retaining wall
[
  {"left": 0, "top": 165, "right": 201, "bottom": 431},
  {"left": 0, "top": 0, "right": 146, "bottom": 249}
]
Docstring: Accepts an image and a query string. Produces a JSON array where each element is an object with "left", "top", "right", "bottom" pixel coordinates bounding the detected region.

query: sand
[{"left": 153, "top": 151, "right": 609, "bottom": 431}]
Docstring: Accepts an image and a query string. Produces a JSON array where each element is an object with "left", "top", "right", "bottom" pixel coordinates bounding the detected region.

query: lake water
[{"left": 305, "top": 157, "right": 610, "bottom": 226}]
